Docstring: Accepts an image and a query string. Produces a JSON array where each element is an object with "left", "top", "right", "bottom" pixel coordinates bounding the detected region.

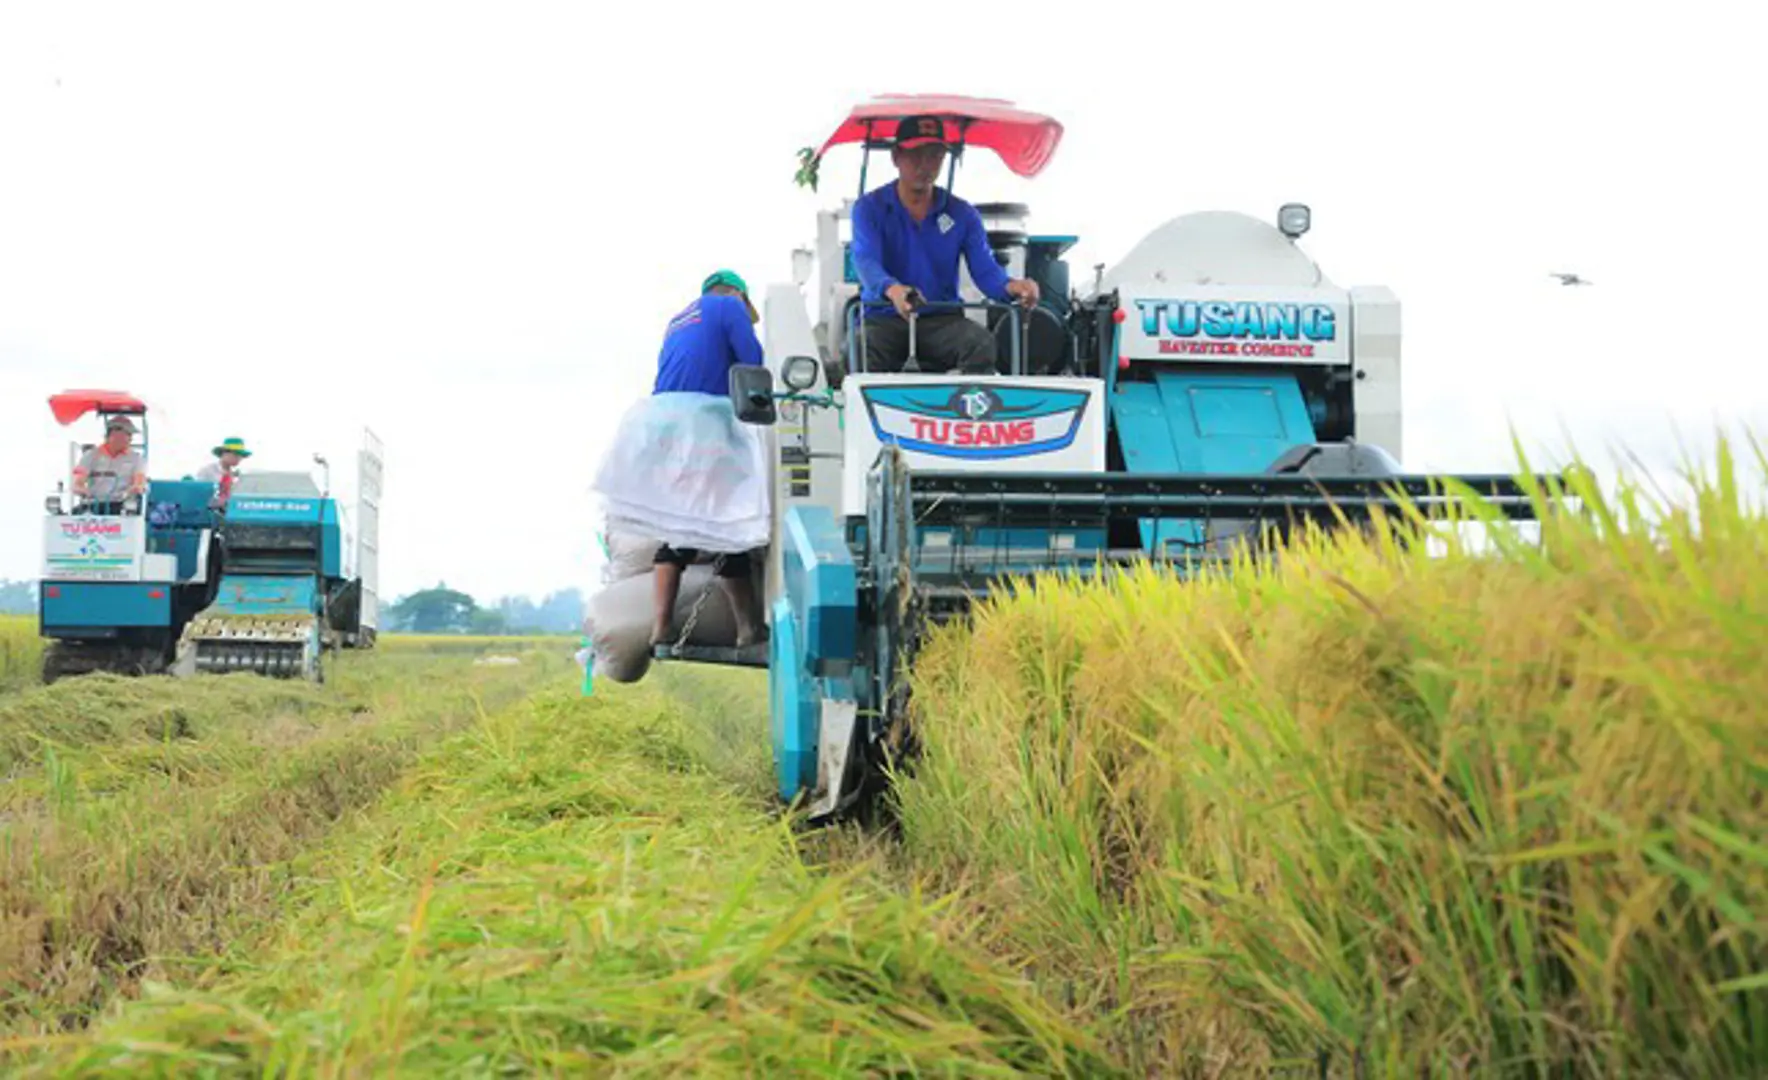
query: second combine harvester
[
  {"left": 37, "top": 390, "right": 385, "bottom": 684},
  {"left": 649, "top": 95, "right": 1564, "bottom": 820},
  {"left": 177, "top": 458, "right": 383, "bottom": 680}
]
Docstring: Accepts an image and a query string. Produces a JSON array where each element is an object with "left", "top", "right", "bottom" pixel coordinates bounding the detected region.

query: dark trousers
[
  {"left": 653, "top": 544, "right": 750, "bottom": 578},
  {"left": 860, "top": 313, "right": 997, "bottom": 375}
]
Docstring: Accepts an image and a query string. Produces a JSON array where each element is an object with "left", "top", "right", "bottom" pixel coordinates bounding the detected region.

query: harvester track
[{"left": 41, "top": 641, "right": 169, "bottom": 683}]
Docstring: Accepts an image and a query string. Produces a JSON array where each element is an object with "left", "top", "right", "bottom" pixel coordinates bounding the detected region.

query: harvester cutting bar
[
  {"left": 192, "top": 641, "right": 307, "bottom": 676},
  {"left": 180, "top": 612, "right": 320, "bottom": 679},
  {"left": 901, "top": 470, "right": 1552, "bottom": 528}
]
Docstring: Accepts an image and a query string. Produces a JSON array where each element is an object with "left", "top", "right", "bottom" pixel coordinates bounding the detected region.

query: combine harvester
[
  {"left": 36, "top": 390, "right": 385, "bottom": 684},
  {"left": 651, "top": 95, "right": 1563, "bottom": 821}
]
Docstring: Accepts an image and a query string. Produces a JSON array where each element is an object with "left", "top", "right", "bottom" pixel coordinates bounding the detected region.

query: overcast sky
[{"left": 3, "top": 1, "right": 1764, "bottom": 603}]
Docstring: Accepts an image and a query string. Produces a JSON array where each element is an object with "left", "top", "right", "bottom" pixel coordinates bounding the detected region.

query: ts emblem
[{"left": 955, "top": 387, "right": 995, "bottom": 420}]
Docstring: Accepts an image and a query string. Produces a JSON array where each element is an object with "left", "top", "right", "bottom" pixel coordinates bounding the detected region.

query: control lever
[{"left": 903, "top": 287, "right": 924, "bottom": 370}]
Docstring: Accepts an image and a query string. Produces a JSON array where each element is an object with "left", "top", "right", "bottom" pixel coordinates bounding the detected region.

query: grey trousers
[{"left": 860, "top": 314, "right": 997, "bottom": 375}]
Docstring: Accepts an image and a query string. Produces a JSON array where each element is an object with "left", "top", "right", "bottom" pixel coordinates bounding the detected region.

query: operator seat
[{"left": 842, "top": 294, "right": 1074, "bottom": 379}]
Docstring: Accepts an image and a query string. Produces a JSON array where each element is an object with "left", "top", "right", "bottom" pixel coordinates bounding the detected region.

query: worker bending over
[
  {"left": 849, "top": 114, "right": 1040, "bottom": 375},
  {"left": 71, "top": 415, "right": 148, "bottom": 513},
  {"left": 593, "top": 270, "right": 771, "bottom": 650}
]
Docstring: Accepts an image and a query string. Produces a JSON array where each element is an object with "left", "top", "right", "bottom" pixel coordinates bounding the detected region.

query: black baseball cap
[{"left": 895, "top": 114, "right": 950, "bottom": 151}]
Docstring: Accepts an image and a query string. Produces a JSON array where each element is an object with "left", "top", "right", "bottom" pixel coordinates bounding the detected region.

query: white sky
[{"left": 3, "top": 1, "right": 1764, "bottom": 602}]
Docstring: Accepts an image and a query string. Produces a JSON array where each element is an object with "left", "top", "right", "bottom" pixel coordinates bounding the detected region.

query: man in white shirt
[
  {"left": 71, "top": 415, "right": 148, "bottom": 512},
  {"left": 195, "top": 437, "right": 251, "bottom": 504}
]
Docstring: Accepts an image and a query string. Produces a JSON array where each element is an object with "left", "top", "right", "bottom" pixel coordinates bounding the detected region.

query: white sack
[
  {"left": 601, "top": 528, "right": 662, "bottom": 585},
  {"left": 587, "top": 561, "right": 762, "bottom": 684},
  {"left": 591, "top": 392, "right": 771, "bottom": 553}
]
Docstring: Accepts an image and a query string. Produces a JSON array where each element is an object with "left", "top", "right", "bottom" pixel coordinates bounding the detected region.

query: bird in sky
[{"left": 1551, "top": 272, "right": 1593, "bottom": 286}]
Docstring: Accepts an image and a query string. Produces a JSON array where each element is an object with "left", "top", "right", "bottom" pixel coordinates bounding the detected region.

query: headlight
[
  {"left": 1278, "top": 202, "right": 1311, "bottom": 239},
  {"left": 782, "top": 355, "right": 819, "bottom": 391},
  {"left": 44, "top": 495, "right": 62, "bottom": 514}
]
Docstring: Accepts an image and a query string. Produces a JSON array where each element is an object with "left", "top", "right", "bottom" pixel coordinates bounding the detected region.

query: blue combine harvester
[
  {"left": 646, "top": 95, "right": 1566, "bottom": 823},
  {"left": 37, "top": 390, "right": 384, "bottom": 684}
]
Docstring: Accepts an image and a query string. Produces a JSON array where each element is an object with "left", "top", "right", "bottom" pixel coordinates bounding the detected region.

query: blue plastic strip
[
  {"left": 1153, "top": 370, "right": 1316, "bottom": 472},
  {"left": 224, "top": 496, "right": 323, "bottom": 525},
  {"left": 321, "top": 500, "right": 342, "bottom": 578},
  {"left": 773, "top": 505, "right": 860, "bottom": 803},
  {"left": 41, "top": 583, "right": 172, "bottom": 630},
  {"left": 768, "top": 594, "right": 815, "bottom": 801},
  {"left": 784, "top": 506, "right": 857, "bottom": 672},
  {"left": 1109, "top": 382, "right": 1189, "bottom": 550},
  {"left": 208, "top": 574, "right": 320, "bottom": 616},
  {"left": 1109, "top": 371, "right": 1319, "bottom": 551}
]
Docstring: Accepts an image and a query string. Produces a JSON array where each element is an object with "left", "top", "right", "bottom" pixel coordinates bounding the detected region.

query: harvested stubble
[
  {"left": 15, "top": 675, "right": 1115, "bottom": 1078},
  {"left": 0, "top": 646, "right": 558, "bottom": 1039},
  {"left": 894, "top": 441, "right": 1768, "bottom": 1077}
]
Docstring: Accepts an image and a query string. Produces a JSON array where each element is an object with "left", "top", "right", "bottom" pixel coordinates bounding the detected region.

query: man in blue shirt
[
  {"left": 653, "top": 269, "right": 765, "bottom": 395},
  {"left": 645, "top": 269, "right": 766, "bottom": 648},
  {"left": 849, "top": 114, "right": 1040, "bottom": 375}
]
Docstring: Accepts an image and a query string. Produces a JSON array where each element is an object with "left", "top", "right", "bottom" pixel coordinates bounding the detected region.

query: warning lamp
[
  {"left": 1278, "top": 202, "right": 1311, "bottom": 240},
  {"left": 1118, "top": 355, "right": 1131, "bottom": 371},
  {"left": 1112, "top": 307, "right": 1127, "bottom": 324}
]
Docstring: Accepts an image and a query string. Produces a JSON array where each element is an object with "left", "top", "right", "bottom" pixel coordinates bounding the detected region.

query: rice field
[
  {"left": 891, "top": 437, "right": 1768, "bottom": 1076},
  {"left": 0, "top": 615, "right": 43, "bottom": 693},
  {"left": 0, "top": 646, "right": 563, "bottom": 1048},
  {"left": 378, "top": 632, "right": 575, "bottom": 656},
  {"left": 2, "top": 658, "right": 1110, "bottom": 1077},
  {"left": 0, "top": 437, "right": 1761, "bottom": 1076}
]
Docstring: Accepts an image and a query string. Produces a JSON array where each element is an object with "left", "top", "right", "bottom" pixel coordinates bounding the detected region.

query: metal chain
[{"left": 670, "top": 551, "right": 727, "bottom": 650}]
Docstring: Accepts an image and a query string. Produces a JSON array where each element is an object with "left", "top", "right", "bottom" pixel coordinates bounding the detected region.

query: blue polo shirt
[
  {"left": 850, "top": 183, "right": 1012, "bottom": 316},
  {"left": 652, "top": 292, "right": 764, "bottom": 396}
]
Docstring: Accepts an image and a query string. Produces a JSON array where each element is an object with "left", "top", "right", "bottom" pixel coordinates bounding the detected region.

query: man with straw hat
[{"left": 196, "top": 436, "right": 251, "bottom": 503}]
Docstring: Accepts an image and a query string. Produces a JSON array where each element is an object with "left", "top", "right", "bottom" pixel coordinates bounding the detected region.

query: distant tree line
[
  {"left": 381, "top": 583, "right": 583, "bottom": 636},
  {"left": 3, "top": 577, "right": 580, "bottom": 635},
  {"left": 0, "top": 580, "right": 35, "bottom": 615}
]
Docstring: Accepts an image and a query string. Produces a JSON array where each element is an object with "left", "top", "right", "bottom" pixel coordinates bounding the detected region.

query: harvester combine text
[{"left": 645, "top": 94, "right": 1570, "bottom": 823}]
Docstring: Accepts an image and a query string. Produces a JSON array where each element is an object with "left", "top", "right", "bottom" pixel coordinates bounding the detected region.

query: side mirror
[{"left": 730, "top": 364, "right": 777, "bottom": 425}]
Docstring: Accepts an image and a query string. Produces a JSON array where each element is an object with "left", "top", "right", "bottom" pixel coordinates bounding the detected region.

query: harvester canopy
[
  {"left": 49, "top": 390, "right": 148, "bottom": 426},
  {"left": 798, "top": 94, "right": 1065, "bottom": 191}
]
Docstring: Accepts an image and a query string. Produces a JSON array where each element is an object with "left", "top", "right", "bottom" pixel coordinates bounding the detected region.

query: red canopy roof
[
  {"left": 816, "top": 94, "right": 1064, "bottom": 179},
  {"left": 48, "top": 389, "right": 148, "bottom": 426}
]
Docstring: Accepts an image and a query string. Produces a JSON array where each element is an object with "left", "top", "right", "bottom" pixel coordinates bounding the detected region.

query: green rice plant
[
  {"left": 0, "top": 616, "right": 44, "bottom": 693},
  {"left": 13, "top": 677, "right": 1116, "bottom": 1078},
  {"left": 893, "top": 434, "right": 1768, "bottom": 1076}
]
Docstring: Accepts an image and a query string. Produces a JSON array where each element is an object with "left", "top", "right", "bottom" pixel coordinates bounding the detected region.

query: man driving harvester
[
  {"left": 71, "top": 415, "right": 148, "bottom": 513},
  {"left": 850, "top": 113, "right": 1040, "bottom": 374}
]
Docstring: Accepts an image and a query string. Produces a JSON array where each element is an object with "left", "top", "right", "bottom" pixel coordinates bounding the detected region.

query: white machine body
[{"left": 757, "top": 203, "right": 1406, "bottom": 608}]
